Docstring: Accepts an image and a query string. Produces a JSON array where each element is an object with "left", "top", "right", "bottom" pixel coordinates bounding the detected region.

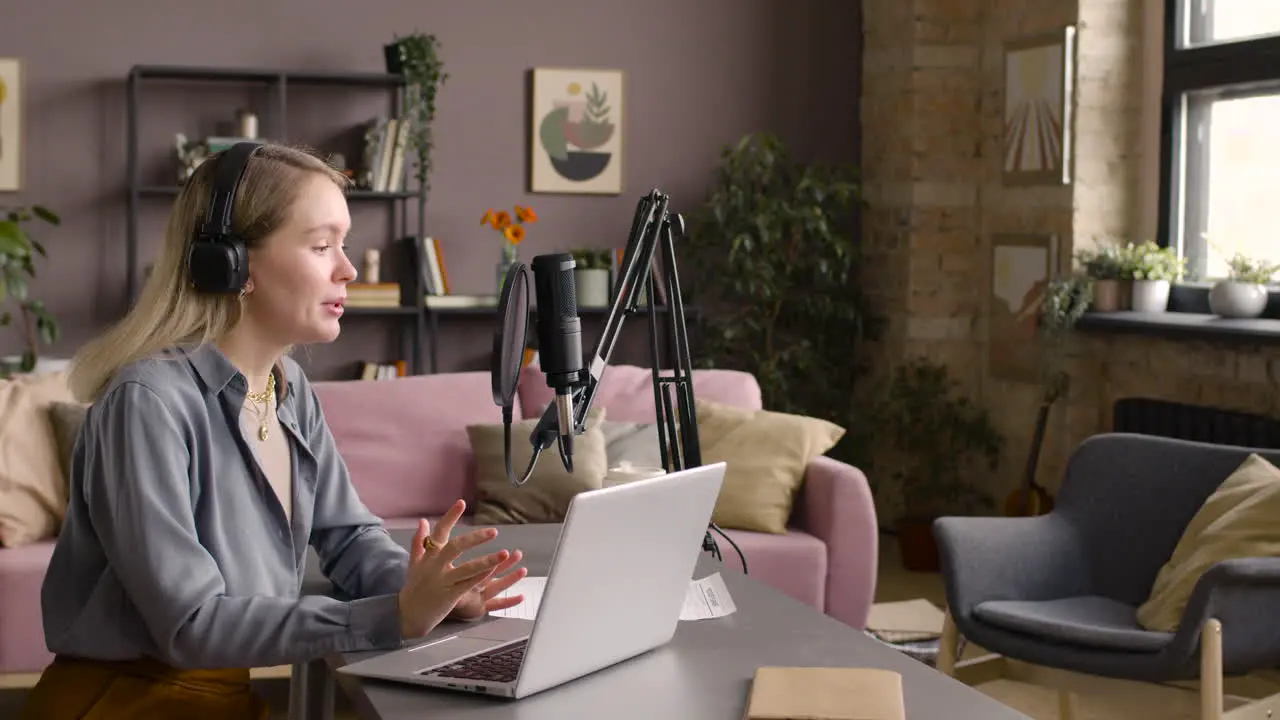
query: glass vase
[{"left": 496, "top": 244, "right": 518, "bottom": 293}]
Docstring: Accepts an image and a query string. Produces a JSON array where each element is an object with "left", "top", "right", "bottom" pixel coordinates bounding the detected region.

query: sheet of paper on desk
[{"left": 489, "top": 573, "right": 736, "bottom": 621}]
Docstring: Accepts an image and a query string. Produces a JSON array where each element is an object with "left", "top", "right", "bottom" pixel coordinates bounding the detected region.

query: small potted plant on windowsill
[
  {"left": 1209, "top": 252, "right": 1279, "bottom": 319},
  {"left": 1128, "top": 241, "right": 1186, "bottom": 313},
  {"left": 1075, "top": 241, "right": 1131, "bottom": 312},
  {"left": 568, "top": 248, "right": 612, "bottom": 308}
]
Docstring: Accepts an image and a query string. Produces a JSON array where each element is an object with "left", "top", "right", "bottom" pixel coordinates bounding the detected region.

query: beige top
[{"left": 240, "top": 390, "right": 293, "bottom": 525}]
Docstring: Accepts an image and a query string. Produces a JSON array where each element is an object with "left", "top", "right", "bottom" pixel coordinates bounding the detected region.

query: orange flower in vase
[{"left": 483, "top": 204, "right": 538, "bottom": 290}]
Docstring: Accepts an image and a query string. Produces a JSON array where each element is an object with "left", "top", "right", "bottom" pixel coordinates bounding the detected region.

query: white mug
[{"left": 604, "top": 462, "right": 666, "bottom": 487}]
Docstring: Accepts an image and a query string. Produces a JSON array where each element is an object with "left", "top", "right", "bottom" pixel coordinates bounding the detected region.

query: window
[{"left": 1160, "top": 0, "right": 1280, "bottom": 281}]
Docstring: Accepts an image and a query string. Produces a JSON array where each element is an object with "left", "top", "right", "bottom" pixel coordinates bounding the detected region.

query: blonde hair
[{"left": 69, "top": 143, "right": 351, "bottom": 403}]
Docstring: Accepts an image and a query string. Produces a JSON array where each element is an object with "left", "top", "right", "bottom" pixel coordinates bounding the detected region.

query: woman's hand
[
  {"left": 397, "top": 500, "right": 521, "bottom": 639},
  {"left": 448, "top": 545, "right": 527, "bottom": 621},
  {"left": 394, "top": 499, "right": 524, "bottom": 632}
]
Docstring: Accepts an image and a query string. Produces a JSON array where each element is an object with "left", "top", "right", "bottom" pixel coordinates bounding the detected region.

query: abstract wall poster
[
  {"left": 530, "top": 68, "right": 623, "bottom": 194},
  {"left": 1002, "top": 28, "right": 1076, "bottom": 186}
]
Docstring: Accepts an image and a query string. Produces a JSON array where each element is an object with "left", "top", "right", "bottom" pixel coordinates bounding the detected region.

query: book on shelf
[
  {"left": 418, "top": 237, "right": 451, "bottom": 296},
  {"left": 359, "top": 360, "right": 407, "bottom": 380},
  {"left": 346, "top": 282, "right": 401, "bottom": 308},
  {"left": 424, "top": 294, "right": 498, "bottom": 310},
  {"left": 743, "top": 666, "right": 905, "bottom": 720},
  {"left": 360, "top": 116, "right": 410, "bottom": 193}
]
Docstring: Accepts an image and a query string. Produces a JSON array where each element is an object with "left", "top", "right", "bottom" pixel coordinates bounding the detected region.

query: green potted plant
[
  {"left": 874, "top": 356, "right": 1003, "bottom": 572},
  {"left": 1002, "top": 274, "right": 1091, "bottom": 518},
  {"left": 682, "top": 132, "right": 879, "bottom": 468},
  {"left": 568, "top": 248, "right": 612, "bottom": 308},
  {"left": 384, "top": 32, "right": 449, "bottom": 199},
  {"left": 1209, "top": 252, "right": 1279, "bottom": 319},
  {"left": 1074, "top": 240, "right": 1131, "bottom": 311},
  {"left": 0, "top": 205, "right": 61, "bottom": 375},
  {"left": 1127, "top": 241, "right": 1186, "bottom": 312}
]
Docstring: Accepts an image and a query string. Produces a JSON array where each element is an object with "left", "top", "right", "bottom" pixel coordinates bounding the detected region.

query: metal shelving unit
[{"left": 124, "top": 63, "right": 428, "bottom": 375}]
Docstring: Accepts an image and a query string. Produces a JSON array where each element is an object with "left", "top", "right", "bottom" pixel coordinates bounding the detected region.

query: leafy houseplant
[
  {"left": 1126, "top": 241, "right": 1186, "bottom": 312},
  {"left": 1209, "top": 252, "right": 1280, "bottom": 319},
  {"left": 875, "top": 357, "right": 1003, "bottom": 571},
  {"left": 1074, "top": 241, "right": 1132, "bottom": 311},
  {"left": 1001, "top": 274, "right": 1092, "bottom": 518},
  {"left": 568, "top": 248, "right": 612, "bottom": 308},
  {"left": 682, "top": 132, "right": 877, "bottom": 467},
  {"left": 384, "top": 32, "right": 449, "bottom": 198},
  {"left": 0, "top": 205, "right": 60, "bottom": 374}
]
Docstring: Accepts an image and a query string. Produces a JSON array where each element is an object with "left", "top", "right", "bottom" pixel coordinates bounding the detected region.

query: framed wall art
[
  {"left": 0, "top": 58, "right": 22, "bottom": 192},
  {"left": 529, "top": 67, "right": 624, "bottom": 195},
  {"left": 1002, "top": 27, "right": 1076, "bottom": 186},
  {"left": 987, "top": 233, "right": 1060, "bottom": 383}
]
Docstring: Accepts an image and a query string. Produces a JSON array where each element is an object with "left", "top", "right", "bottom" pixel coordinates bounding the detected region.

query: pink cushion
[
  {"left": 716, "top": 528, "right": 827, "bottom": 612},
  {"left": 313, "top": 373, "right": 517, "bottom": 519},
  {"left": 0, "top": 541, "right": 55, "bottom": 673},
  {"left": 517, "top": 364, "right": 763, "bottom": 421}
]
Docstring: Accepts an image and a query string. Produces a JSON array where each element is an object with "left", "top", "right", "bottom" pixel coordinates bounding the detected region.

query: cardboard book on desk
[{"left": 744, "top": 666, "right": 905, "bottom": 720}]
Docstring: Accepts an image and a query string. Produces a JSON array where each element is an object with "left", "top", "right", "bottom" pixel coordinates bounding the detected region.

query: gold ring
[{"left": 423, "top": 537, "right": 440, "bottom": 552}]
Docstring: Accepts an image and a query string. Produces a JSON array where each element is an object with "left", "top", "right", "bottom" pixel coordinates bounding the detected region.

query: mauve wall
[{"left": 1, "top": 0, "right": 860, "bottom": 380}]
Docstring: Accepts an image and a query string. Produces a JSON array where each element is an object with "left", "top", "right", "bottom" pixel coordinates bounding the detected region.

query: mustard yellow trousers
[{"left": 20, "top": 654, "right": 270, "bottom": 720}]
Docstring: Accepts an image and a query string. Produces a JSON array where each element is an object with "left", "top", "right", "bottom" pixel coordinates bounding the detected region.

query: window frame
[{"left": 1157, "top": 0, "right": 1280, "bottom": 283}]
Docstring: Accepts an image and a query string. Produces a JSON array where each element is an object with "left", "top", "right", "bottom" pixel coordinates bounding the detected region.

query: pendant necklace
[{"left": 246, "top": 373, "right": 276, "bottom": 442}]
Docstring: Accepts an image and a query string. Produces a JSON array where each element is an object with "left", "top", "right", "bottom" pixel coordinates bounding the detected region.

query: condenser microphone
[{"left": 531, "top": 253, "right": 585, "bottom": 472}]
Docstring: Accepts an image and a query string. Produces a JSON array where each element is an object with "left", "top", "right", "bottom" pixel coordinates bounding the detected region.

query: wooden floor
[{"left": 0, "top": 534, "right": 1209, "bottom": 719}]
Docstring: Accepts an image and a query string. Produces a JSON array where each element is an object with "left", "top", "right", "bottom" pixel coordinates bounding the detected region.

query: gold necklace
[{"left": 246, "top": 373, "right": 275, "bottom": 442}]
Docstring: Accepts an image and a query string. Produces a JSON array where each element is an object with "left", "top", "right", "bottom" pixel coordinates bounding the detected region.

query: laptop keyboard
[{"left": 427, "top": 639, "right": 527, "bottom": 684}]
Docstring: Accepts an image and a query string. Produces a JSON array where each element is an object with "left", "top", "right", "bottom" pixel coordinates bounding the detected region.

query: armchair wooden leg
[
  {"left": 1058, "top": 690, "right": 1076, "bottom": 720},
  {"left": 1202, "top": 618, "right": 1223, "bottom": 720},
  {"left": 938, "top": 610, "right": 959, "bottom": 676}
]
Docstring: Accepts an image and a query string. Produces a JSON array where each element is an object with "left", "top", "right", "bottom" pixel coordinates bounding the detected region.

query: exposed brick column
[{"left": 863, "top": 0, "right": 1280, "bottom": 513}]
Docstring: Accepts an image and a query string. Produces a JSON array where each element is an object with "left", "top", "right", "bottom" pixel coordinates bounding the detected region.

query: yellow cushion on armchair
[
  {"left": 1137, "top": 453, "right": 1280, "bottom": 631},
  {"left": 696, "top": 399, "right": 845, "bottom": 535}
]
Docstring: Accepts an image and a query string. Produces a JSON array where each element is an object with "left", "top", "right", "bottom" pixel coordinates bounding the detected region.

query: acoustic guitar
[{"left": 1003, "top": 398, "right": 1056, "bottom": 517}]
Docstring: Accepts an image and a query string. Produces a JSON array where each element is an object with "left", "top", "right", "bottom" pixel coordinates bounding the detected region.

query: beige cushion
[
  {"left": 468, "top": 406, "right": 609, "bottom": 524},
  {"left": 48, "top": 400, "right": 89, "bottom": 483},
  {"left": 0, "top": 370, "right": 79, "bottom": 548},
  {"left": 1137, "top": 453, "right": 1280, "bottom": 631},
  {"left": 697, "top": 399, "right": 845, "bottom": 535}
]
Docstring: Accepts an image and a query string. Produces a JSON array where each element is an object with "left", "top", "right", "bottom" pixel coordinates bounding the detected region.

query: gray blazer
[{"left": 40, "top": 343, "right": 409, "bottom": 669}]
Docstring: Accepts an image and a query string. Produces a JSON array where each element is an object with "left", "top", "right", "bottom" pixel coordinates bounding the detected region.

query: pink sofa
[
  {"left": 314, "top": 363, "right": 879, "bottom": 630},
  {"left": 0, "top": 364, "right": 878, "bottom": 677}
]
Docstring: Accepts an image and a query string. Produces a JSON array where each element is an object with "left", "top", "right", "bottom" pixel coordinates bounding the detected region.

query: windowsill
[
  {"left": 1075, "top": 282, "right": 1280, "bottom": 344},
  {"left": 1076, "top": 311, "right": 1280, "bottom": 344}
]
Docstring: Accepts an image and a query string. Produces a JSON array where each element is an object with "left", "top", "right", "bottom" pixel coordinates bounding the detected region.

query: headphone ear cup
[{"left": 186, "top": 237, "right": 248, "bottom": 294}]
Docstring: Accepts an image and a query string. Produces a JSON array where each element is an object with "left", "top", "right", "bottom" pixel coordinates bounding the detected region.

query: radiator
[{"left": 1112, "top": 397, "right": 1280, "bottom": 449}]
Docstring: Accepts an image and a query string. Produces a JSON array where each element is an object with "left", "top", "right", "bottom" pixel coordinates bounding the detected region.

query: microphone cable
[{"left": 502, "top": 403, "right": 543, "bottom": 488}]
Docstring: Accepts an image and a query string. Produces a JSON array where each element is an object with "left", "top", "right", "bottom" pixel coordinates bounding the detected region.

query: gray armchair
[{"left": 933, "top": 432, "right": 1280, "bottom": 720}]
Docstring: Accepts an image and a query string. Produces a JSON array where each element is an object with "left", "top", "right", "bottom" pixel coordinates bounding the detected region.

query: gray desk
[{"left": 299, "top": 523, "right": 1028, "bottom": 719}]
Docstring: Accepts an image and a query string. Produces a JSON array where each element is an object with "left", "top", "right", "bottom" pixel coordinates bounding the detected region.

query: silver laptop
[{"left": 336, "top": 461, "right": 727, "bottom": 699}]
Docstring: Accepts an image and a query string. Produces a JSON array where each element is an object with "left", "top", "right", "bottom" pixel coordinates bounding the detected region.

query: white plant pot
[
  {"left": 1209, "top": 280, "right": 1269, "bottom": 319},
  {"left": 575, "top": 268, "right": 611, "bottom": 308},
  {"left": 1131, "top": 279, "right": 1171, "bottom": 313},
  {"left": 0, "top": 356, "right": 72, "bottom": 375}
]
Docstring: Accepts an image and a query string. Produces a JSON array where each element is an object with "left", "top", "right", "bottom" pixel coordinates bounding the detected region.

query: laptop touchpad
[
  {"left": 460, "top": 617, "right": 534, "bottom": 642},
  {"left": 409, "top": 636, "right": 505, "bottom": 673}
]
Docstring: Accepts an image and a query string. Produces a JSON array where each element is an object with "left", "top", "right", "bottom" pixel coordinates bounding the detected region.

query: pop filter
[{"left": 492, "top": 261, "right": 532, "bottom": 484}]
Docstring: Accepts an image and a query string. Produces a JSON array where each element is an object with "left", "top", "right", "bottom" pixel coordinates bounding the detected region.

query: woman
[{"left": 21, "top": 143, "right": 527, "bottom": 719}]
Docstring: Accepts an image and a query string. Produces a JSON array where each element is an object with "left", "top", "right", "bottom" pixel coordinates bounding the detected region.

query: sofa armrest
[
  {"left": 792, "top": 455, "right": 878, "bottom": 629},
  {"left": 934, "top": 514, "right": 1091, "bottom": 624}
]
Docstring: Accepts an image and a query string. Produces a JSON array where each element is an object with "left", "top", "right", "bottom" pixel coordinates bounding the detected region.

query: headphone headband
[
  {"left": 198, "top": 141, "right": 263, "bottom": 239},
  {"left": 186, "top": 141, "right": 262, "bottom": 294}
]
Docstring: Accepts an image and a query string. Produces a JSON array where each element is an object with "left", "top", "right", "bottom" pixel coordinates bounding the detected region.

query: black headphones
[{"left": 185, "top": 141, "right": 263, "bottom": 294}]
